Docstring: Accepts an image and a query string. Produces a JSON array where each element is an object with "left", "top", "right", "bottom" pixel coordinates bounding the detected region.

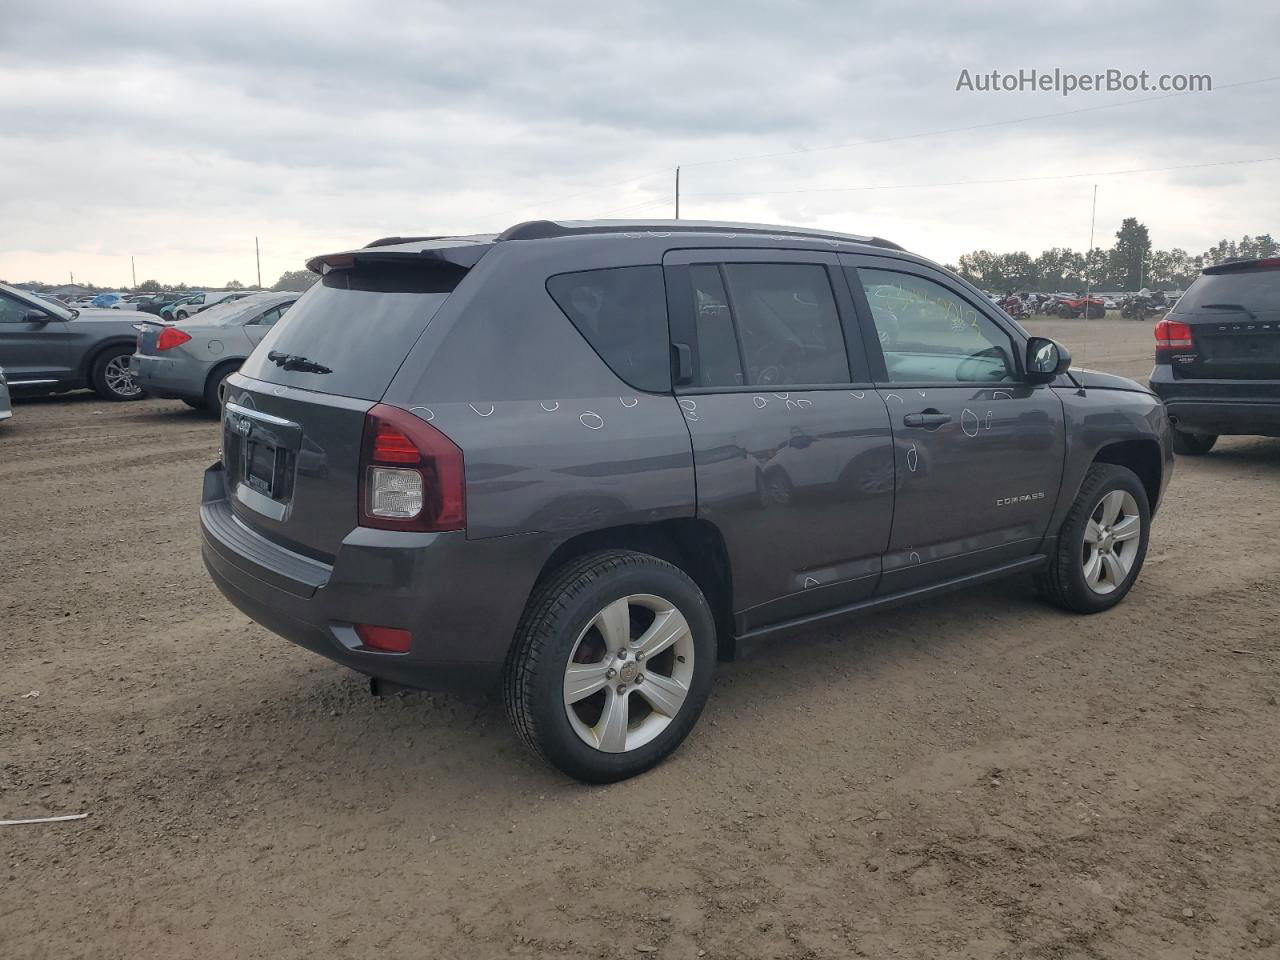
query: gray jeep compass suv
[{"left": 200, "top": 220, "right": 1173, "bottom": 782}]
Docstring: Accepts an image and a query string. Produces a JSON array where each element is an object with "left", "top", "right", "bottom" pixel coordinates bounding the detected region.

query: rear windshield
[
  {"left": 238, "top": 261, "right": 464, "bottom": 400},
  {"left": 1174, "top": 270, "right": 1280, "bottom": 318}
]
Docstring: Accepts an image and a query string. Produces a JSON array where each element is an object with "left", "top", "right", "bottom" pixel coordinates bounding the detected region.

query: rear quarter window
[
  {"left": 239, "top": 261, "right": 465, "bottom": 401},
  {"left": 546, "top": 265, "right": 671, "bottom": 392}
]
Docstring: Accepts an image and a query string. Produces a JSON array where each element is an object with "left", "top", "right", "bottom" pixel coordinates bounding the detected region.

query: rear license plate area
[{"left": 242, "top": 439, "right": 290, "bottom": 501}]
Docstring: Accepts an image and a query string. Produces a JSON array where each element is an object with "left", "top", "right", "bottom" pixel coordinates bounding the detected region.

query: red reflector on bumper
[{"left": 355, "top": 624, "right": 412, "bottom": 653}]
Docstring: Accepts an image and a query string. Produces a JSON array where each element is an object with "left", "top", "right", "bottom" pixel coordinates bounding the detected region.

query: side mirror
[
  {"left": 1025, "top": 337, "right": 1071, "bottom": 383},
  {"left": 23, "top": 310, "right": 51, "bottom": 324}
]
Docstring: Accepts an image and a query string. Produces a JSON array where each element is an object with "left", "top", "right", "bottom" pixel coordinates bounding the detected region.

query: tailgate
[
  {"left": 222, "top": 377, "right": 373, "bottom": 562},
  {"left": 1186, "top": 313, "right": 1280, "bottom": 380}
]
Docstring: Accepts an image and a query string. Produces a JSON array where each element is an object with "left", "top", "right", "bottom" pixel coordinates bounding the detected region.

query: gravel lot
[{"left": 3, "top": 318, "right": 1278, "bottom": 959}]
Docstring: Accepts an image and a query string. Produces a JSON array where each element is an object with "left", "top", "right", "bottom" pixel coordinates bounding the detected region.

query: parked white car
[{"left": 166, "top": 290, "right": 252, "bottom": 321}]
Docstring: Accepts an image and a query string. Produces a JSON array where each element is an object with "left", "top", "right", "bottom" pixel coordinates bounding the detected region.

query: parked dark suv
[
  {"left": 200, "top": 220, "right": 1173, "bottom": 782},
  {"left": 1149, "top": 256, "right": 1280, "bottom": 454}
]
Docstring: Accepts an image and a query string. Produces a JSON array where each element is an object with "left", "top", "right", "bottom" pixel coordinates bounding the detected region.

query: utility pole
[
  {"left": 674, "top": 166, "right": 680, "bottom": 220},
  {"left": 131, "top": 256, "right": 137, "bottom": 290},
  {"left": 1082, "top": 184, "right": 1098, "bottom": 368},
  {"left": 255, "top": 237, "right": 262, "bottom": 289}
]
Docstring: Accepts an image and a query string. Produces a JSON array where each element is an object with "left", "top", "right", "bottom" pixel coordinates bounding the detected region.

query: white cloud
[{"left": 1, "top": 0, "right": 1276, "bottom": 286}]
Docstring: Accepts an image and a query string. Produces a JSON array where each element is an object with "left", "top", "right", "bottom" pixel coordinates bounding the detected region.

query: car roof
[
  {"left": 308, "top": 219, "right": 907, "bottom": 274},
  {"left": 180, "top": 291, "right": 296, "bottom": 325}
]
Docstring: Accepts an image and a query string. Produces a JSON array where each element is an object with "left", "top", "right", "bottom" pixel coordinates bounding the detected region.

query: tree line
[{"left": 945, "top": 218, "right": 1277, "bottom": 294}]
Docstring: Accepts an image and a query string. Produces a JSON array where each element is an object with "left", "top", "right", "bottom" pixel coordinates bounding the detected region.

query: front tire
[
  {"left": 1172, "top": 429, "right": 1217, "bottom": 456},
  {"left": 90, "top": 348, "right": 145, "bottom": 401},
  {"left": 1037, "top": 463, "right": 1150, "bottom": 614},
  {"left": 504, "top": 550, "right": 717, "bottom": 783}
]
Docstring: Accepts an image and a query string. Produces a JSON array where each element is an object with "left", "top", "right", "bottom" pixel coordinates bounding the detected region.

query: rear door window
[
  {"left": 239, "top": 261, "right": 465, "bottom": 401},
  {"left": 686, "top": 262, "right": 851, "bottom": 387},
  {"left": 546, "top": 265, "right": 671, "bottom": 392}
]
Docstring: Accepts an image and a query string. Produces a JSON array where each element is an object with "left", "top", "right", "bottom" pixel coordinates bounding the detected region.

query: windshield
[{"left": 0, "top": 282, "right": 73, "bottom": 320}]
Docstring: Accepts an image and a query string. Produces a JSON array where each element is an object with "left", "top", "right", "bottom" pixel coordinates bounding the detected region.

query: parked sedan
[
  {"left": 0, "top": 281, "right": 146, "bottom": 400},
  {"left": 132, "top": 292, "right": 297, "bottom": 412},
  {"left": 0, "top": 366, "right": 12, "bottom": 424}
]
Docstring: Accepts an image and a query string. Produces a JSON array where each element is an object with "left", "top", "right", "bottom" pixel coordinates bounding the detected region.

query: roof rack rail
[
  {"left": 497, "top": 219, "right": 903, "bottom": 250},
  {"left": 363, "top": 235, "right": 448, "bottom": 249}
]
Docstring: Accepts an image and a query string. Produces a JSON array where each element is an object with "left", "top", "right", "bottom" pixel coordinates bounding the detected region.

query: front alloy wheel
[
  {"left": 1037, "top": 463, "right": 1150, "bottom": 614},
  {"left": 1081, "top": 490, "right": 1142, "bottom": 595}
]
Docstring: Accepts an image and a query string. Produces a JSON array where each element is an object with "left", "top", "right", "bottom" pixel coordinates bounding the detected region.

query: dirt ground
[{"left": 3, "top": 317, "right": 1279, "bottom": 960}]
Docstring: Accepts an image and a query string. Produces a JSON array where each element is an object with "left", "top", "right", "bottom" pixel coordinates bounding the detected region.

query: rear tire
[
  {"left": 204, "top": 362, "right": 239, "bottom": 417},
  {"left": 90, "top": 348, "right": 145, "bottom": 401},
  {"left": 1037, "top": 463, "right": 1150, "bottom": 614},
  {"left": 1171, "top": 429, "right": 1217, "bottom": 456},
  {"left": 504, "top": 550, "right": 717, "bottom": 783}
]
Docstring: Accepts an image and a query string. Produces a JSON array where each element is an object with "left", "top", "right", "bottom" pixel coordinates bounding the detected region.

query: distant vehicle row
[{"left": 0, "top": 281, "right": 292, "bottom": 404}]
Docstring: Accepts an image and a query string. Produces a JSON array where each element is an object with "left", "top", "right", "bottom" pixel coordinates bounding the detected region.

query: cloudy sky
[{"left": 2, "top": 0, "right": 1276, "bottom": 288}]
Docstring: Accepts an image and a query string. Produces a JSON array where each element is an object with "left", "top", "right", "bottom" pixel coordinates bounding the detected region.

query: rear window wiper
[
  {"left": 267, "top": 350, "right": 332, "bottom": 374},
  {"left": 1199, "top": 303, "right": 1258, "bottom": 320}
]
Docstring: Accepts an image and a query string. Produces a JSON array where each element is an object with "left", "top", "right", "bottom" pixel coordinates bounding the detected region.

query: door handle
[{"left": 903, "top": 410, "right": 952, "bottom": 430}]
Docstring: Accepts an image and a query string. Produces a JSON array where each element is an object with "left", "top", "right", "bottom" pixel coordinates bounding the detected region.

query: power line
[
  {"left": 681, "top": 155, "right": 1280, "bottom": 199},
  {"left": 679, "top": 75, "right": 1280, "bottom": 169}
]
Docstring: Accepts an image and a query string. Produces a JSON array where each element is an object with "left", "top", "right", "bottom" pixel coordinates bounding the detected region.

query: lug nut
[
  {"left": 636, "top": 674, "right": 645, "bottom": 684},
  {"left": 606, "top": 668, "right": 617, "bottom": 679},
  {"left": 616, "top": 684, "right": 626, "bottom": 694},
  {"left": 636, "top": 652, "right": 645, "bottom": 662}
]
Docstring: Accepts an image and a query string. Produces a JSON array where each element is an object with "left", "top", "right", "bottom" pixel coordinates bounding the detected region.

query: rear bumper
[
  {"left": 131, "top": 354, "right": 203, "bottom": 401},
  {"left": 199, "top": 462, "right": 551, "bottom": 690},
  {"left": 1150, "top": 370, "right": 1280, "bottom": 437}
]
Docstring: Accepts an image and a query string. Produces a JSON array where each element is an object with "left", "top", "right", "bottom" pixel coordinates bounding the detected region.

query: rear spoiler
[{"left": 306, "top": 237, "right": 495, "bottom": 275}]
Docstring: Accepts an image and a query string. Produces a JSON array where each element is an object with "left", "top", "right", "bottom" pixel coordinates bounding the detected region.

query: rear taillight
[
  {"left": 156, "top": 327, "right": 192, "bottom": 351},
  {"left": 358, "top": 403, "right": 465, "bottom": 532},
  {"left": 1155, "top": 319, "right": 1194, "bottom": 349}
]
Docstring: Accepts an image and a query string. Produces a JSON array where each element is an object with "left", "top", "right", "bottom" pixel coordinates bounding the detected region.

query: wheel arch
[
  {"left": 531, "top": 519, "right": 737, "bottom": 660},
  {"left": 204, "top": 357, "right": 244, "bottom": 400},
  {"left": 1092, "top": 438, "right": 1162, "bottom": 514},
  {"left": 80, "top": 337, "right": 139, "bottom": 385}
]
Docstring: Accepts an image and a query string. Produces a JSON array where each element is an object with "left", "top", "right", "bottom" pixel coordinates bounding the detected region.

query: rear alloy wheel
[
  {"left": 91, "top": 349, "right": 145, "bottom": 401},
  {"left": 1171, "top": 429, "right": 1217, "bottom": 456},
  {"left": 1037, "top": 463, "right": 1150, "bottom": 614},
  {"left": 505, "top": 551, "right": 716, "bottom": 782}
]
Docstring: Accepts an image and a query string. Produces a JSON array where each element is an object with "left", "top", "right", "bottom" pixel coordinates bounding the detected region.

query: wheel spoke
[
  {"left": 1102, "top": 551, "right": 1128, "bottom": 585},
  {"left": 1111, "top": 515, "right": 1141, "bottom": 542},
  {"left": 1099, "top": 490, "right": 1124, "bottom": 525},
  {"left": 563, "top": 661, "right": 611, "bottom": 705},
  {"left": 1083, "top": 549, "right": 1103, "bottom": 586},
  {"left": 595, "top": 689, "right": 630, "bottom": 753},
  {"left": 634, "top": 606, "right": 689, "bottom": 661},
  {"left": 1084, "top": 519, "right": 1102, "bottom": 544},
  {"left": 636, "top": 672, "right": 689, "bottom": 718},
  {"left": 593, "top": 598, "right": 632, "bottom": 653}
]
